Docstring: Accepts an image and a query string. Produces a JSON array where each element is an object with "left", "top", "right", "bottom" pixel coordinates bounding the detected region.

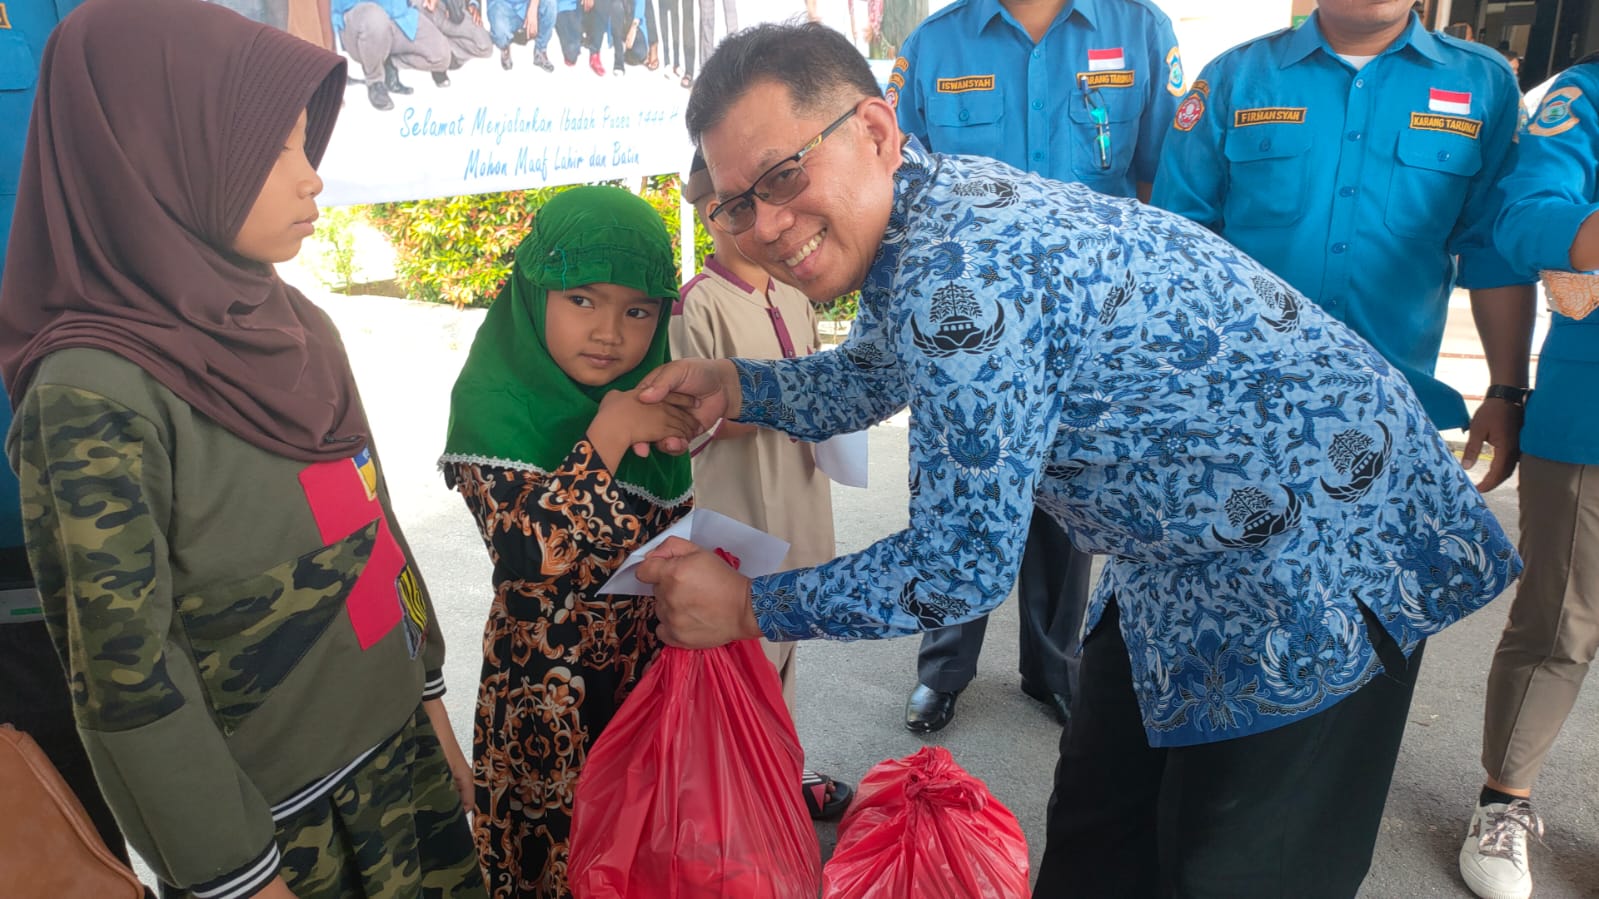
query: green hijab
[{"left": 442, "top": 186, "right": 691, "bottom": 506}]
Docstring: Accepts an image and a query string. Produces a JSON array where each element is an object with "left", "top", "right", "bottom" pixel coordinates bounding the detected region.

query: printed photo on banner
[{"left": 210, "top": 0, "right": 1308, "bottom": 204}]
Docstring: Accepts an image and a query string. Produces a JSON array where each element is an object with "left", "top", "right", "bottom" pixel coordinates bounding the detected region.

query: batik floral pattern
[
  {"left": 740, "top": 140, "right": 1520, "bottom": 747},
  {"left": 446, "top": 442, "right": 689, "bottom": 898}
]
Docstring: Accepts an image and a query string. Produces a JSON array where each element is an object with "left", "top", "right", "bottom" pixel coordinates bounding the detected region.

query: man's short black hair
[{"left": 685, "top": 22, "right": 882, "bottom": 145}]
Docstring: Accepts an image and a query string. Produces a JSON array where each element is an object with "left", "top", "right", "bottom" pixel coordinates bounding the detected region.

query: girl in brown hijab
[{"left": 0, "top": 2, "right": 486, "bottom": 897}]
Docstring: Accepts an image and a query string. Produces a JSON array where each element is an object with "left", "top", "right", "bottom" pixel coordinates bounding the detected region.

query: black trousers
[
  {"left": 917, "top": 507, "right": 1090, "bottom": 698},
  {"left": 1034, "top": 601, "right": 1424, "bottom": 899}
]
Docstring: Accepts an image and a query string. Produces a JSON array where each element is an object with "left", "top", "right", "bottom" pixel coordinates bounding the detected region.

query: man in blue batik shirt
[
  {"left": 634, "top": 23, "right": 1520, "bottom": 895},
  {"left": 1, "top": 0, "right": 135, "bottom": 873},
  {"left": 890, "top": 0, "right": 1183, "bottom": 734},
  {"left": 1456, "top": 53, "right": 1599, "bottom": 899},
  {"left": 1153, "top": 0, "right": 1537, "bottom": 495}
]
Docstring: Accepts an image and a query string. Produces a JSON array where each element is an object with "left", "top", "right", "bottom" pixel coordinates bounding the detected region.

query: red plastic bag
[
  {"left": 568, "top": 639, "right": 822, "bottom": 898},
  {"left": 822, "top": 746, "right": 1029, "bottom": 899}
]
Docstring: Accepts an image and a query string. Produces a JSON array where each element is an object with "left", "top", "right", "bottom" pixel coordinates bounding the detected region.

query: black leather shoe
[
  {"left": 905, "top": 684, "right": 959, "bottom": 734},
  {"left": 431, "top": 70, "right": 450, "bottom": 87},
  {"left": 366, "top": 81, "right": 393, "bottom": 111},
  {"left": 1021, "top": 681, "right": 1071, "bottom": 726},
  {"left": 383, "top": 59, "right": 413, "bottom": 95}
]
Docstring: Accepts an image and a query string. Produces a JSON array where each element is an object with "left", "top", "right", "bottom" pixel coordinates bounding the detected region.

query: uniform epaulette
[
  {"left": 1435, "top": 29, "right": 1515, "bottom": 65},
  {"left": 1208, "top": 25, "right": 1295, "bottom": 65},
  {"left": 917, "top": 0, "right": 969, "bottom": 29},
  {"left": 1113, "top": 0, "right": 1177, "bottom": 25}
]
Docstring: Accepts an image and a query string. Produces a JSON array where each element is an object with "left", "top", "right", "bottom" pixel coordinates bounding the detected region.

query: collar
[
  {"left": 1282, "top": 11, "right": 1442, "bottom": 69},
  {"left": 977, "top": 0, "right": 1093, "bottom": 37},
  {"left": 703, "top": 254, "right": 769, "bottom": 296}
]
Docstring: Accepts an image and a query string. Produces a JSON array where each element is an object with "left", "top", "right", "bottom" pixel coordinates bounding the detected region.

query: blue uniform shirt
[
  {"left": 1495, "top": 59, "right": 1599, "bottom": 466},
  {"left": 2, "top": 0, "right": 83, "bottom": 549},
  {"left": 332, "top": 0, "right": 418, "bottom": 40},
  {"left": 737, "top": 138, "right": 1519, "bottom": 747},
  {"left": 1152, "top": 12, "right": 1531, "bottom": 430},
  {"left": 893, "top": 0, "right": 1181, "bottom": 197}
]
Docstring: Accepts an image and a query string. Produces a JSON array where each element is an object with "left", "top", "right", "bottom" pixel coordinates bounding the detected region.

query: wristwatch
[{"left": 1484, "top": 384, "right": 1532, "bottom": 407}]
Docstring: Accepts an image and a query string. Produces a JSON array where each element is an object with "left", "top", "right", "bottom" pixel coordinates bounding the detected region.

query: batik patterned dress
[{"left": 446, "top": 440, "right": 690, "bottom": 899}]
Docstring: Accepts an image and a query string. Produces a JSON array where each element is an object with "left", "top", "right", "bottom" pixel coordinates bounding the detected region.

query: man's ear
[{"left": 856, "top": 97, "right": 904, "bottom": 166}]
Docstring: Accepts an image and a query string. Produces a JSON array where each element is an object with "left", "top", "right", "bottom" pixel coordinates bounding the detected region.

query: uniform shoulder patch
[
  {"left": 1174, "top": 80, "right": 1208, "bottom": 131},
  {"left": 886, "top": 85, "right": 900, "bottom": 109},
  {"left": 1529, "top": 86, "right": 1582, "bottom": 137},
  {"left": 1166, "top": 47, "right": 1184, "bottom": 96},
  {"left": 0, "top": 4, "right": 10, "bottom": 28}
]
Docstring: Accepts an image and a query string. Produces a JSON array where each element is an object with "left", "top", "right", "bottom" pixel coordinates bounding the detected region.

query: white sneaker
[{"left": 1459, "top": 799, "right": 1543, "bottom": 899}]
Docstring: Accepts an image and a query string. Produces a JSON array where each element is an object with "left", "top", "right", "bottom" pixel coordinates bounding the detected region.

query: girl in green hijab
[{"left": 441, "top": 187, "right": 695, "bottom": 899}]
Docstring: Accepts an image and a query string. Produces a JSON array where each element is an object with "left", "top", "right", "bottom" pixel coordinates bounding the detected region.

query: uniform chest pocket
[
  {"left": 0, "top": 31, "right": 38, "bottom": 188},
  {"left": 1068, "top": 84, "right": 1146, "bottom": 181},
  {"left": 926, "top": 89, "right": 1007, "bottom": 157},
  {"left": 1222, "top": 127, "right": 1314, "bottom": 226},
  {"left": 1383, "top": 128, "right": 1483, "bottom": 240},
  {"left": 0, "top": 31, "right": 37, "bottom": 91}
]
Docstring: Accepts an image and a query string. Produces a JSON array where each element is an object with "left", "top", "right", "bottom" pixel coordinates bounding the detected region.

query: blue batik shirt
[
  {"left": 738, "top": 139, "right": 1520, "bottom": 747},
  {"left": 1152, "top": 12, "right": 1531, "bottom": 431},
  {"left": 1494, "top": 58, "right": 1599, "bottom": 467},
  {"left": 893, "top": 0, "right": 1181, "bottom": 198}
]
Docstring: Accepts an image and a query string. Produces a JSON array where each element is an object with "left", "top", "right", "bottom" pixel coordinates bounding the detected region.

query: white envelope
[
  {"left": 815, "top": 429, "right": 869, "bottom": 488},
  {"left": 597, "top": 508, "right": 792, "bottom": 596}
]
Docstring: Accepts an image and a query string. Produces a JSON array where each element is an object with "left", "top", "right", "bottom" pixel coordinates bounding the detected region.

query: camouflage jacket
[{"left": 6, "top": 348, "right": 446, "bottom": 892}]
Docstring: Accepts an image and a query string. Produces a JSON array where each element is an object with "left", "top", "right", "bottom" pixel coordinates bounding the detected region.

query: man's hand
[
  {"left": 637, "top": 537, "right": 762, "bottom": 648},
  {"left": 634, "top": 359, "right": 742, "bottom": 455},
  {"left": 1462, "top": 398, "right": 1523, "bottom": 491},
  {"left": 523, "top": 8, "right": 538, "bottom": 38},
  {"left": 422, "top": 0, "right": 438, "bottom": 11}
]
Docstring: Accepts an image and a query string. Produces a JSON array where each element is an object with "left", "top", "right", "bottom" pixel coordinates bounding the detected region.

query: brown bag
[{"left": 0, "top": 724, "right": 145, "bottom": 898}]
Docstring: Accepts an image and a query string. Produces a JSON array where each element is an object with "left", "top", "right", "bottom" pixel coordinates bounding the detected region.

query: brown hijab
[{"left": 0, "top": 0, "right": 368, "bottom": 462}]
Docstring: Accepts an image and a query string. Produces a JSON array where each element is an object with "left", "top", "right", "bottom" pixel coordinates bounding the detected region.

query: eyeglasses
[
  {"left": 1078, "top": 75, "right": 1111, "bottom": 171},
  {"left": 706, "top": 106, "right": 859, "bottom": 235}
]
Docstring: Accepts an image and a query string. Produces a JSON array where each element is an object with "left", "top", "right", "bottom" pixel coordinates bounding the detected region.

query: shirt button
[
  {"left": 1437, "top": 150, "right": 1452, "bottom": 162},
  {"left": 1355, "top": 78, "right": 1365, "bottom": 88},
  {"left": 1033, "top": 48, "right": 1042, "bottom": 59},
  {"left": 1032, "top": 151, "right": 1044, "bottom": 161},
  {"left": 1347, "top": 131, "right": 1362, "bottom": 141},
  {"left": 1259, "top": 138, "right": 1273, "bottom": 152},
  {"left": 959, "top": 109, "right": 970, "bottom": 122},
  {"left": 1339, "top": 186, "right": 1356, "bottom": 197},
  {"left": 1031, "top": 99, "right": 1044, "bottom": 110},
  {"left": 1331, "top": 242, "right": 1348, "bottom": 254}
]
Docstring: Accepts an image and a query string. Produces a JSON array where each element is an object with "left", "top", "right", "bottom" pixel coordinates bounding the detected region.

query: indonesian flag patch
[
  {"left": 1088, "top": 48, "right": 1126, "bottom": 71},
  {"left": 1429, "top": 88, "right": 1472, "bottom": 115}
]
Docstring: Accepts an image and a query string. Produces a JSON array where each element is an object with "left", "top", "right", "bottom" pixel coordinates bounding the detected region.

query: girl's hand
[
  {"left": 257, "top": 877, "right": 301, "bottom": 899},
  {"left": 588, "top": 387, "right": 701, "bottom": 472},
  {"left": 422, "top": 699, "right": 475, "bottom": 816},
  {"left": 634, "top": 359, "right": 742, "bottom": 455}
]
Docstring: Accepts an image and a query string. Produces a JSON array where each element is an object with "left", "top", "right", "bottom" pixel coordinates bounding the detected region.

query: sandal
[{"left": 802, "top": 771, "right": 854, "bottom": 822}]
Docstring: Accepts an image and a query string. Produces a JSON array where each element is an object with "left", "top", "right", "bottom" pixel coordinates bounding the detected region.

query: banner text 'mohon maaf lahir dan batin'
[
  {"left": 214, "top": 0, "right": 902, "bottom": 205},
  {"left": 216, "top": 0, "right": 1293, "bottom": 205}
]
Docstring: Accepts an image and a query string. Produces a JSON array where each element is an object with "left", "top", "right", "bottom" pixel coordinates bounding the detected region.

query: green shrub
[
  {"left": 366, "top": 177, "right": 717, "bottom": 309},
  {"left": 314, "top": 206, "right": 362, "bottom": 293}
]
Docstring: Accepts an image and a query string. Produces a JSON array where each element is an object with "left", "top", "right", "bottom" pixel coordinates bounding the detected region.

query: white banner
[
  {"left": 318, "top": 67, "right": 696, "bottom": 205},
  {"left": 214, "top": 0, "right": 1288, "bottom": 206}
]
